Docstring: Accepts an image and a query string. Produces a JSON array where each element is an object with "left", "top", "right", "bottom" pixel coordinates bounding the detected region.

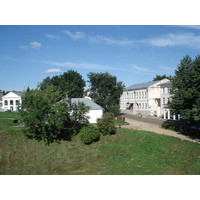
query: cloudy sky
[{"left": 1, "top": 25, "right": 200, "bottom": 91}]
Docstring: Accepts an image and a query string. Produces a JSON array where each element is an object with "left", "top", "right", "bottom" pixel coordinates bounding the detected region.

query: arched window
[
  {"left": 4, "top": 100, "right": 8, "bottom": 105},
  {"left": 10, "top": 100, "right": 13, "bottom": 105},
  {"left": 16, "top": 100, "right": 19, "bottom": 105}
]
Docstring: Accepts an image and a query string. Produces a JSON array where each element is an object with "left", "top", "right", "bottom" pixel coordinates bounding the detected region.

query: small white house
[
  {"left": 2, "top": 91, "right": 23, "bottom": 111},
  {"left": 70, "top": 98, "right": 104, "bottom": 123}
]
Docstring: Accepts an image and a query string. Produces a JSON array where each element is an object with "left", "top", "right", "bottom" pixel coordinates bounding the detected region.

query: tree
[
  {"left": 39, "top": 70, "right": 86, "bottom": 98},
  {"left": 153, "top": 74, "right": 171, "bottom": 81},
  {"left": 169, "top": 55, "right": 200, "bottom": 134},
  {"left": 19, "top": 85, "right": 89, "bottom": 145},
  {"left": 87, "top": 72, "right": 125, "bottom": 115}
]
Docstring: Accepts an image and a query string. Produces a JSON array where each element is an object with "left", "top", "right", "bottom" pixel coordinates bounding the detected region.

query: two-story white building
[
  {"left": 158, "top": 80, "right": 172, "bottom": 119},
  {"left": 2, "top": 91, "right": 23, "bottom": 111},
  {"left": 120, "top": 79, "right": 170, "bottom": 117}
]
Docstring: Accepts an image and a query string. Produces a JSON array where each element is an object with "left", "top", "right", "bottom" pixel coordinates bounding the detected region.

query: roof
[
  {"left": 158, "top": 81, "right": 172, "bottom": 87},
  {"left": 125, "top": 80, "right": 160, "bottom": 91},
  {"left": 2, "top": 91, "right": 23, "bottom": 98},
  {"left": 71, "top": 98, "right": 104, "bottom": 110}
]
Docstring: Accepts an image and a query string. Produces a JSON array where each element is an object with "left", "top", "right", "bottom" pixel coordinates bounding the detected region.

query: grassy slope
[{"left": 0, "top": 112, "right": 200, "bottom": 175}]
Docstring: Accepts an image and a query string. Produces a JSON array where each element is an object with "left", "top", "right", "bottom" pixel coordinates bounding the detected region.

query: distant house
[
  {"left": 69, "top": 97, "right": 104, "bottom": 123},
  {"left": 2, "top": 91, "right": 23, "bottom": 111},
  {"left": 120, "top": 79, "right": 170, "bottom": 116}
]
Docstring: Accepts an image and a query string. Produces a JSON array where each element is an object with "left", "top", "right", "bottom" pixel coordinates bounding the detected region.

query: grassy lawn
[{"left": 0, "top": 112, "right": 200, "bottom": 175}]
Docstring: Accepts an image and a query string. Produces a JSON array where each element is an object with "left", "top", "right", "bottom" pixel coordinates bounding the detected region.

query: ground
[{"left": 123, "top": 113, "right": 200, "bottom": 144}]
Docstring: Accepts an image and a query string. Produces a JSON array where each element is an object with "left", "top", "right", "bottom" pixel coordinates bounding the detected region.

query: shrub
[
  {"left": 79, "top": 125, "right": 100, "bottom": 144},
  {"left": 97, "top": 113, "right": 117, "bottom": 135}
]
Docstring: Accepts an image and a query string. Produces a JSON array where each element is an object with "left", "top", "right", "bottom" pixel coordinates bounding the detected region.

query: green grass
[
  {"left": 115, "top": 119, "right": 129, "bottom": 126},
  {"left": 0, "top": 112, "right": 200, "bottom": 175}
]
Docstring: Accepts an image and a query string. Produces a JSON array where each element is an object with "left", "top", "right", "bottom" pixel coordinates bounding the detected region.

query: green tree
[
  {"left": 87, "top": 72, "right": 124, "bottom": 115},
  {"left": 153, "top": 74, "right": 171, "bottom": 81},
  {"left": 169, "top": 55, "right": 200, "bottom": 134},
  {"left": 19, "top": 85, "right": 89, "bottom": 145},
  {"left": 39, "top": 70, "right": 86, "bottom": 98}
]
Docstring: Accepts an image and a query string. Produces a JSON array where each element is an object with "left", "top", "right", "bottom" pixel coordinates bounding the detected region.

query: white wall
[
  {"left": 87, "top": 110, "right": 103, "bottom": 123},
  {"left": 2, "top": 92, "right": 22, "bottom": 111}
]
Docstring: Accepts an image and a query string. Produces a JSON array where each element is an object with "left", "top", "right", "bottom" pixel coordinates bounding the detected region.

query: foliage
[
  {"left": 152, "top": 74, "right": 171, "bottom": 81},
  {"left": 87, "top": 72, "right": 124, "bottom": 114},
  {"left": 97, "top": 113, "right": 116, "bottom": 135},
  {"left": 39, "top": 70, "right": 86, "bottom": 98},
  {"left": 19, "top": 86, "right": 90, "bottom": 145},
  {"left": 79, "top": 125, "right": 100, "bottom": 144},
  {"left": 169, "top": 55, "right": 200, "bottom": 132}
]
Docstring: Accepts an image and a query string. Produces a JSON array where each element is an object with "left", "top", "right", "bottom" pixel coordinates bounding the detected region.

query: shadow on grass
[{"left": 162, "top": 120, "right": 200, "bottom": 142}]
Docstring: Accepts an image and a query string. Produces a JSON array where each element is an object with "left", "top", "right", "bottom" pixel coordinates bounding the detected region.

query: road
[{"left": 123, "top": 113, "right": 165, "bottom": 127}]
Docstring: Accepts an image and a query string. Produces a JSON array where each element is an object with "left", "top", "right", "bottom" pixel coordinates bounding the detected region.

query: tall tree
[
  {"left": 39, "top": 70, "right": 86, "bottom": 98},
  {"left": 169, "top": 55, "right": 200, "bottom": 133},
  {"left": 87, "top": 72, "right": 125, "bottom": 115}
]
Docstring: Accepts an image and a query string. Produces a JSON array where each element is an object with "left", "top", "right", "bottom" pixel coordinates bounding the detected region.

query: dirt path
[{"left": 122, "top": 118, "right": 200, "bottom": 144}]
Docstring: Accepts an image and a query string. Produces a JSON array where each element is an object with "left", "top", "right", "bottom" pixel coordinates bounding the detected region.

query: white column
[
  {"left": 173, "top": 114, "right": 176, "bottom": 120},
  {"left": 178, "top": 114, "right": 181, "bottom": 120},
  {"left": 168, "top": 110, "right": 170, "bottom": 119},
  {"left": 164, "top": 110, "right": 166, "bottom": 119}
]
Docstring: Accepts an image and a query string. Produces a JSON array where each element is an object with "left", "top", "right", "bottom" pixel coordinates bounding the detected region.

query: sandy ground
[{"left": 121, "top": 118, "right": 200, "bottom": 144}]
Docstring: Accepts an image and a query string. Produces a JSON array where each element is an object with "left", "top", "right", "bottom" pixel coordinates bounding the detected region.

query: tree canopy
[
  {"left": 39, "top": 70, "right": 86, "bottom": 98},
  {"left": 87, "top": 72, "right": 125, "bottom": 115},
  {"left": 169, "top": 55, "right": 200, "bottom": 131},
  {"left": 152, "top": 74, "right": 171, "bottom": 81},
  {"left": 19, "top": 85, "right": 89, "bottom": 145}
]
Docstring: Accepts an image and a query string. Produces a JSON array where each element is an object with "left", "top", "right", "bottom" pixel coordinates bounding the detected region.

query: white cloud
[
  {"left": 44, "top": 34, "right": 61, "bottom": 39},
  {"left": 62, "top": 30, "right": 86, "bottom": 39},
  {"left": 143, "top": 33, "right": 200, "bottom": 49},
  {"left": 19, "top": 41, "right": 42, "bottom": 50},
  {"left": 42, "top": 68, "right": 63, "bottom": 74},
  {"left": 63, "top": 30, "right": 200, "bottom": 49},
  {"left": 131, "top": 64, "right": 155, "bottom": 73},
  {"left": 43, "top": 61, "right": 119, "bottom": 70}
]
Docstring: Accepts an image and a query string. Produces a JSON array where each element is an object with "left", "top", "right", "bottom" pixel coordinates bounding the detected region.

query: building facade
[
  {"left": 2, "top": 91, "right": 23, "bottom": 111},
  {"left": 158, "top": 81, "right": 173, "bottom": 119},
  {"left": 120, "top": 79, "right": 170, "bottom": 117}
]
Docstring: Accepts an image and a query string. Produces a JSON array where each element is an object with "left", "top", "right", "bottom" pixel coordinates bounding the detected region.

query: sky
[{"left": 1, "top": 25, "right": 200, "bottom": 92}]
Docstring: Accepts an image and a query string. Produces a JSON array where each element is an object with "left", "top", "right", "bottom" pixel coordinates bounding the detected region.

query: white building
[
  {"left": 70, "top": 97, "right": 104, "bottom": 123},
  {"left": 120, "top": 79, "right": 170, "bottom": 117},
  {"left": 158, "top": 81, "right": 173, "bottom": 119},
  {"left": 2, "top": 91, "right": 23, "bottom": 111}
]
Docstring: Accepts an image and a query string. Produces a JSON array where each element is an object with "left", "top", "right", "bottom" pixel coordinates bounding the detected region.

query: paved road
[{"left": 123, "top": 113, "right": 165, "bottom": 127}]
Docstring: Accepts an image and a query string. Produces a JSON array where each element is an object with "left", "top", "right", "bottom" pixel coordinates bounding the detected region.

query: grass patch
[
  {"left": 0, "top": 112, "right": 200, "bottom": 175},
  {"left": 115, "top": 119, "right": 129, "bottom": 127}
]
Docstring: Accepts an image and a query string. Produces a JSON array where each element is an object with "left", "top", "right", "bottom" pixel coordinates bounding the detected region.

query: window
[
  {"left": 10, "top": 100, "right": 13, "bottom": 105},
  {"left": 4, "top": 100, "right": 8, "bottom": 105},
  {"left": 16, "top": 100, "right": 19, "bottom": 105},
  {"left": 163, "top": 98, "right": 165, "bottom": 105}
]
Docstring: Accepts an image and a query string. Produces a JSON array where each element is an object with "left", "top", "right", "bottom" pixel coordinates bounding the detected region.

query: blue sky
[{"left": 1, "top": 25, "right": 200, "bottom": 92}]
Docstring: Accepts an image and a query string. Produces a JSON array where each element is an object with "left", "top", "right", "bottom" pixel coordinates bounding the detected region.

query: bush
[
  {"left": 79, "top": 125, "right": 100, "bottom": 144},
  {"left": 97, "top": 113, "right": 117, "bottom": 135}
]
